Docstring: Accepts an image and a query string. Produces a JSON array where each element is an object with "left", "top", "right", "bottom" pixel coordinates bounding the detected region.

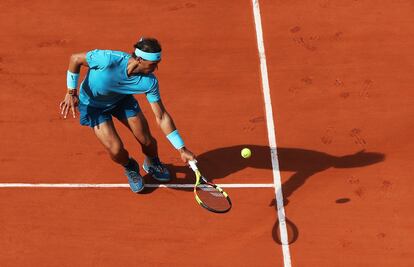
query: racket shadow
[{"left": 269, "top": 199, "right": 299, "bottom": 245}]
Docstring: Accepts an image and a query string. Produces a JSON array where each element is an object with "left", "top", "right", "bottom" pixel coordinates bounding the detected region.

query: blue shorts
[{"left": 79, "top": 95, "right": 141, "bottom": 128}]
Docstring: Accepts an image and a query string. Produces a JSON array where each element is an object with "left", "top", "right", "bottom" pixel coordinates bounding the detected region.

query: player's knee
[
  {"left": 105, "top": 140, "right": 125, "bottom": 157},
  {"left": 139, "top": 135, "right": 155, "bottom": 147}
]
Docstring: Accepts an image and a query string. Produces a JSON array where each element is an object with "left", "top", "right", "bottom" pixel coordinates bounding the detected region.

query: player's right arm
[
  {"left": 68, "top": 52, "right": 89, "bottom": 73},
  {"left": 60, "top": 52, "right": 89, "bottom": 119}
]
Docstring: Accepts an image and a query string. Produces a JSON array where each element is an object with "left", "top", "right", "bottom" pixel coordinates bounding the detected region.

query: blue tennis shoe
[
  {"left": 142, "top": 157, "right": 171, "bottom": 182},
  {"left": 124, "top": 158, "right": 145, "bottom": 193}
]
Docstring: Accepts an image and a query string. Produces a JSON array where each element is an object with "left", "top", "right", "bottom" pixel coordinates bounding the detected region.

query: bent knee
[
  {"left": 139, "top": 135, "right": 155, "bottom": 147},
  {"left": 104, "top": 140, "right": 125, "bottom": 156}
]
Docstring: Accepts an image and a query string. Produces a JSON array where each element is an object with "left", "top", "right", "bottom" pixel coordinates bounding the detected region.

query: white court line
[
  {"left": 252, "top": 1, "right": 292, "bottom": 267},
  {"left": 0, "top": 183, "right": 274, "bottom": 188}
]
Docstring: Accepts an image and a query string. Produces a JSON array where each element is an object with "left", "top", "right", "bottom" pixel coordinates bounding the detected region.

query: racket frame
[{"left": 189, "top": 160, "right": 232, "bottom": 213}]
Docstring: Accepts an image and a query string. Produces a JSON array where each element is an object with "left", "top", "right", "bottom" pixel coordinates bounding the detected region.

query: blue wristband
[
  {"left": 67, "top": 70, "right": 79, "bottom": 89},
  {"left": 166, "top": 130, "right": 185, "bottom": 149}
]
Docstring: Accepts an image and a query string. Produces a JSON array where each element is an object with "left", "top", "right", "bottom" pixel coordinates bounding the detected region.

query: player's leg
[
  {"left": 120, "top": 113, "right": 171, "bottom": 182},
  {"left": 92, "top": 120, "right": 129, "bottom": 165},
  {"left": 79, "top": 101, "right": 144, "bottom": 193},
  {"left": 92, "top": 120, "right": 144, "bottom": 192},
  {"left": 114, "top": 96, "right": 171, "bottom": 182},
  {"left": 121, "top": 112, "right": 158, "bottom": 158},
  {"left": 78, "top": 102, "right": 130, "bottom": 165}
]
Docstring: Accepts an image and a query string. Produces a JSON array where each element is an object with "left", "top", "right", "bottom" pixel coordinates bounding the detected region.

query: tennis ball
[{"left": 241, "top": 148, "right": 252, "bottom": 158}]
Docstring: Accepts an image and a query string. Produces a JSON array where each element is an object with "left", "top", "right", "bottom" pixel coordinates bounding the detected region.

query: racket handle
[{"left": 188, "top": 160, "right": 198, "bottom": 171}]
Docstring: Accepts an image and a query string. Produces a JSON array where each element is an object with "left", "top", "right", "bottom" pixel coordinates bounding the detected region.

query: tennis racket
[{"left": 188, "top": 160, "right": 232, "bottom": 213}]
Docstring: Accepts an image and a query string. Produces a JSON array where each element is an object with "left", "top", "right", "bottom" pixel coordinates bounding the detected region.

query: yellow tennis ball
[{"left": 241, "top": 148, "right": 251, "bottom": 158}]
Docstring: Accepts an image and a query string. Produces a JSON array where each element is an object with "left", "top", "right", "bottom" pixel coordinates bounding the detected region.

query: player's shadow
[
  {"left": 145, "top": 144, "right": 386, "bottom": 202},
  {"left": 147, "top": 144, "right": 385, "bottom": 245}
]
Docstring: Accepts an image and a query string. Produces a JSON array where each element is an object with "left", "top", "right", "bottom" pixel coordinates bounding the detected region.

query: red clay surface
[
  {"left": 1, "top": 0, "right": 413, "bottom": 266},
  {"left": 0, "top": 188, "right": 281, "bottom": 267}
]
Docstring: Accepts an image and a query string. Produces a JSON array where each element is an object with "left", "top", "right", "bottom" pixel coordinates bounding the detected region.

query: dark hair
[{"left": 132, "top": 37, "right": 162, "bottom": 58}]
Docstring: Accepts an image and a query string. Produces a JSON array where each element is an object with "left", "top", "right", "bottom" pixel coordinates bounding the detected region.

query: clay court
[{"left": 1, "top": 0, "right": 413, "bottom": 266}]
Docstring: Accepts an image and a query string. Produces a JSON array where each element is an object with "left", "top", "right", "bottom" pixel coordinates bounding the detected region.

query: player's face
[{"left": 138, "top": 58, "right": 160, "bottom": 74}]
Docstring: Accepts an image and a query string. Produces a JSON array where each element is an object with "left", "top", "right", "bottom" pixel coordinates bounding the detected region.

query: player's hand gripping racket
[{"left": 188, "top": 160, "right": 232, "bottom": 213}]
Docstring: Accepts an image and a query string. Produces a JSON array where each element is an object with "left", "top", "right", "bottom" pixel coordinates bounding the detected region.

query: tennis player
[{"left": 59, "top": 37, "right": 195, "bottom": 193}]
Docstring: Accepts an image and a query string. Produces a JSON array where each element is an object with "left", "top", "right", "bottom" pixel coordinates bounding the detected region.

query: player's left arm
[{"left": 149, "top": 100, "right": 195, "bottom": 162}]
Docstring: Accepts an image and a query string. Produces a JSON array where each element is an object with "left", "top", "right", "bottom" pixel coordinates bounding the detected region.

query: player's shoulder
[
  {"left": 87, "top": 49, "right": 131, "bottom": 68},
  {"left": 151, "top": 74, "right": 159, "bottom": 89},
  {"left": 147, "top": 73, "right": 158, "bottom": 80},
  {"left": 139, "top": 73, "right": 159, "bottom": 90},
  {"left": 87, "top": 49, "right": 130, "bottom": 59},
  {"left": 147, "top": 73, "right": 159, "bottom": 84},
  {"left": 106, "top": 50, "right": 130, "bottom": 58}
]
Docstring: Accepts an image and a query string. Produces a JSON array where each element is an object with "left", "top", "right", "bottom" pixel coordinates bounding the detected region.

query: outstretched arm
[
  {"left": 59, "top": 52, "right": 89, "bottom": 118},
  {"left": 150, "top": 100, "right": 196, "bottom": 163}
]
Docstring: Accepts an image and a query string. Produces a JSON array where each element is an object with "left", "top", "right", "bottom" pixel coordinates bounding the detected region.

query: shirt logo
[{"left": 118, "top": 82, "right": 130, "bottom": 86}]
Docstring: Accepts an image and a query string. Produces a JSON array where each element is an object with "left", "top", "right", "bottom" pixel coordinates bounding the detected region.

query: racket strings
[
  {"left": 199, "top": 186, "right": 225, "bottom": 198},
  {"left": 196, "top": 185, "right": 231, "bottom": 212}
]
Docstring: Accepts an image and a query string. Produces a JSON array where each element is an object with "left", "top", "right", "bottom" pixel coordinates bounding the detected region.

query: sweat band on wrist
[
  {"left": 67, "top": 71, "right": 80, "bottom": 89},
  {"left": 135, "top": 48, "right": 161, "bottom": 61},
  {"left": 166, "top": 130, "right": 185, "bottom": 150}
]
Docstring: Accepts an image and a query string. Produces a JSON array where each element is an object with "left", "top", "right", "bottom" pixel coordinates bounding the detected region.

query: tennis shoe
[
  {"left": 142, "top": 157, "right": 171, "bottom": 182},
  {"left": 124, "top": 159, "right": 145, "bottom": 193}
]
